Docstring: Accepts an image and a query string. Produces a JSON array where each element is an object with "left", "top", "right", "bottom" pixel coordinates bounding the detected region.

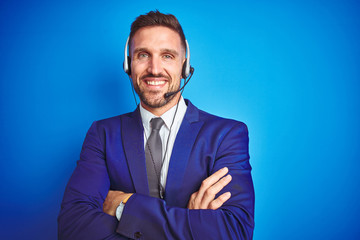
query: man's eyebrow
[
  {"left": 161, "top": 48, "right": 179, "bottom": 56},
  {"left": 133, "top": 47, "right": 148, "bottom": 55},
  {"left": 132, "top": 47, "right": 180, "bottom": 56}
]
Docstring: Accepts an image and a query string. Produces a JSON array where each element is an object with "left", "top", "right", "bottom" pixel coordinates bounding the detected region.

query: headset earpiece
[
  {"left": 182, "top": 59, "right": 189, "bottom": 79},
  {"left": 123, "top": 37, "right": 131, "bottom": 75},
  {"left": 182, "top": 40, "right": 191, "bottom": 79},
  {"left": 126, "top": 56, "right": 131, "bottom": 75}
]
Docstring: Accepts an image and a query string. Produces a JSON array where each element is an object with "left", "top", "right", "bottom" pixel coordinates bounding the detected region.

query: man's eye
[
  {"left": 163, "top": 54, "right": 173, "bottom": 59},
  {"left": 139, "top": 53, "right": 149, "bottom": 58}
]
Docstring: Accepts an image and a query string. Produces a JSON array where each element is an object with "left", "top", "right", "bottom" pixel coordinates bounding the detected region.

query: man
[{"left": 58, "top": 10, "right": 254, "bottom": 239}]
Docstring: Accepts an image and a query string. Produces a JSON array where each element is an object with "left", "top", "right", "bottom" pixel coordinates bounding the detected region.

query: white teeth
[{"left": 147, "top": 80, "right": 165, "bottom": 86}]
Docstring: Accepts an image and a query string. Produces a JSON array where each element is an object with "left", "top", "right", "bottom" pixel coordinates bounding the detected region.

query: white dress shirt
[
  {"left": 139, "top": 96, "right": 187, "bottom": 190},
  {"left": 116, "top": 97, "right": 187, "bottom": 220}
]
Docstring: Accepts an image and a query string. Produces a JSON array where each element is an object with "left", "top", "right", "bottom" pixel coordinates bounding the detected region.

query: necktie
[{"left": 145, "top": 117, "right": 165, "bottom": 198}]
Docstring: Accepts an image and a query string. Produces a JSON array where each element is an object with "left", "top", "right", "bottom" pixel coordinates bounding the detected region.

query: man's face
[{"left": 130, "top": 26, "right": 185, "bottom": 112}]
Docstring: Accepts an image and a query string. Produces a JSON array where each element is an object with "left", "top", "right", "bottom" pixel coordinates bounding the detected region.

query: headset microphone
[{"left": 164, "top": 67, "right": 194, "bottom": 98}]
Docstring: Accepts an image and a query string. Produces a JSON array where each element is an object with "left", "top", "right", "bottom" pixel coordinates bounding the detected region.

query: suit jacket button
[{"left": 134, "top": 231, "right": 142, "bottom": 238}]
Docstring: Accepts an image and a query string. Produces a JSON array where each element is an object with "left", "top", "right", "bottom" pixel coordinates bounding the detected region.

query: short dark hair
[{"left": 129, "top": 10, "right": 186, "bottom": 51}]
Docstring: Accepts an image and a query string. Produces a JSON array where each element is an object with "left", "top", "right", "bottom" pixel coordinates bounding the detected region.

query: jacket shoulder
[
  {"left": 93, "top": 111, "right": 135, "bottom": 128},
  {"left": 185, "top": 99, "right": 247, "bottom": 129},
  {"left": 83, "top": 111, "right": 136, "bottom": 139},
  {"left": 197, "top": 108, "right": 248, "bottom": 131}
]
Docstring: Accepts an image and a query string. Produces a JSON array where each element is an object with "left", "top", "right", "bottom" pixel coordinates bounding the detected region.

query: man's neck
[{"left": 140, "top": 93, "right": 182, "bottom": 116}]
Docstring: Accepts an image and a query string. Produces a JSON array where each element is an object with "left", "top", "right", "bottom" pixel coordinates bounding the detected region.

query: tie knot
[{"left": 150, "top": 117, "right": 164, "bottom": 131}]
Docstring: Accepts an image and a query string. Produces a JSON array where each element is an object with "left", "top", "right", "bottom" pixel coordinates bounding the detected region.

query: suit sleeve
[
  {"left": 58, "top": 121, "right": 127, "bottom": 240},
  {"left": 117, "top": 122, "right": 255, "bottom": 240}
]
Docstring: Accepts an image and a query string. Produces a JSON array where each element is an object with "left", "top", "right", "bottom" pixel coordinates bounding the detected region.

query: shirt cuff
[{"left": 115, "top": 202, "right": 125, "bottom": 221}]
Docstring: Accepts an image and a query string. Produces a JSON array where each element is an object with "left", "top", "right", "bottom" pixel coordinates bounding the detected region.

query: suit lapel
[
  {"left": 165, "top": 101, "right": 203, "bottom": 205},
  {"left": 121, "top": 108, "right": 149, "bottom": 195},
  {"left": 121, "top": 101, "right": 203, "bottom": 200}
]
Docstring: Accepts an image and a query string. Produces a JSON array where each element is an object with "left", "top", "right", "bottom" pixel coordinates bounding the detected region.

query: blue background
[{"left": 1, "top": 0, "right": 359, "bottom": 239}]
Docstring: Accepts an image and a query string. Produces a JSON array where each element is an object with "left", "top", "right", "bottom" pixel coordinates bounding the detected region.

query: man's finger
[
  {"left": 208, "top": 192, "right": 231, "bottom": 210},
  {"left": 187, "top": 191, "right": 198, "bottom": 209},
  {"left": 199, "top": 174, "right": 232, "bottom": 209},
  {"left": 194, "top": 167, "right": 229, "bottom": 206}
]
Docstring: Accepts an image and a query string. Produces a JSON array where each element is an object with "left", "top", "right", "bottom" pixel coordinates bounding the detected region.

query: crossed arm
[
  {"left": 103, "top": 167, "right": 233, "bottom": 216},
  {"left": 58, "top": 121, "right": 254, "bottom": 239}
]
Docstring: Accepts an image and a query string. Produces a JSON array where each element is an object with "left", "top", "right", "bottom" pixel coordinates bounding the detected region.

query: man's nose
[{"left": 148, "top": 56, "right": 162, "bottom": 75}]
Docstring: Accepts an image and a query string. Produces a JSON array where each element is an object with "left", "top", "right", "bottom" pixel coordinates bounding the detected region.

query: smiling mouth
[{"left": 146, "top": 80, "right": 166, "bottom": 86}]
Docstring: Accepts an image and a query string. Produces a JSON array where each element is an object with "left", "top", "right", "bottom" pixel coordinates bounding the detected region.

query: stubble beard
[
  {"left": 134, "top": 84, "right": 178, "bottom": 109},
  {"left": 138, "top": 89, "right": 169, "bottom": 108}
]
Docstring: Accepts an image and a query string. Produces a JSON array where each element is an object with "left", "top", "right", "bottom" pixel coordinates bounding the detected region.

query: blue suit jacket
[{"left": 58, "top": 100, "right": 254, "bottom": 239}]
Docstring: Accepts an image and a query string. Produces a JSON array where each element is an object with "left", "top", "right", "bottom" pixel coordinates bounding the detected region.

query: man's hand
[
  {"left": 187, "top": 167, "right": 232, "bottom": 210},
  {"left": 103, "top": 190, "right": 132, "bottom": 216}
]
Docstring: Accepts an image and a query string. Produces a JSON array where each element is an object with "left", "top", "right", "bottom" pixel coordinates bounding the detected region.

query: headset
[{"left": 123, "top": 36, "right": 192, "bottom": 79}]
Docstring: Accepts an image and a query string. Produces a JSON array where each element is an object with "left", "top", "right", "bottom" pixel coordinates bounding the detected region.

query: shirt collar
[{"left": 139, "top": 96, "right": 187, "bottom": 131}]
